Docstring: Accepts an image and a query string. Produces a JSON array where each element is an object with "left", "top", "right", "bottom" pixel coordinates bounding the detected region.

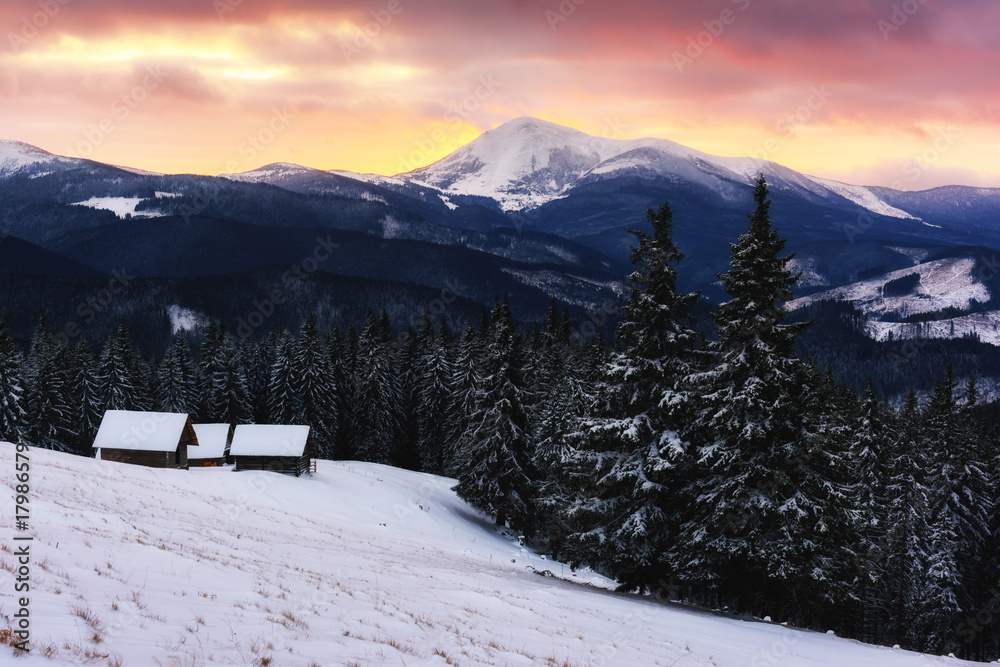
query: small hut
[
  {"left": 189, "top": 423, "right": 233, "bottom": 467},
  {"left": 229, "top": 425, "right": 314, "bottom": 477},
  {"left": 93, "top": 410, "right": 195, "bottom": 469}
]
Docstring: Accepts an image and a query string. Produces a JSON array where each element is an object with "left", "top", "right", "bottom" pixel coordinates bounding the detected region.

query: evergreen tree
[
  {"left": 295, "top": 315, "right": 338, "bottom": 459},
  {"left": 678, "top": 176, "right": 854, "bottom": 619},
  {"left": 157, "top": 331, "right": 200, "bottom": 416},
  {"left": 445, "top": 320, "right": 483, "bottom": 474},
  {"left": 352, "top": 311, "right": 399, "bottom": 464},
  {"left": 0, "top": 315, "right": 26, "bottom": 443},
  {"left": 200, "top": 320, "right": 249, "bottom": 424},
  {"left": 853, "top": 379, "right": 893, "bottom": 642},
  {"left": 26, "top": 315, "right": 76, "bottom": 451},
  {"left": 454, "top": 301, "right": 535, "bottom": 531},
  {"left": 69, "top": 336, "right": 101, "bottom": 454},
  {"left": 560, "top": 203, "right": 700, "bottom": 591},
  {"left": 414, "top": 311, "right": 454, "bottom": 473},
  {"left": 97, "top": 321, "right": 149, "bottom": 413},
  {"left": 332, "top": 326, "right": 358, "bottom": 459},
  {"left": 881, "top": 390, "right": 932, "bottom": 650},
  {"left": 267, "top": 330, "right": 300, "bottom": 425}
]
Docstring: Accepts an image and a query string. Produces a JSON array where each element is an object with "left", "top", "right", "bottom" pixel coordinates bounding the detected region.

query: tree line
[{"left": 0, "top": 177, "right": 996, "bottom": 660}]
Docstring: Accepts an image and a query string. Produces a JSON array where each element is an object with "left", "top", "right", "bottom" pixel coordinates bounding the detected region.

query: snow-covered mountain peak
[
  {"left": 219, "top": 162, "right": 317, "bottom": 183},
  {"left": 400, "top": 116, "right": 907, "bottom": 214},
  {"left": 0, "top": 139, "right": 60, "bottom": 178}
]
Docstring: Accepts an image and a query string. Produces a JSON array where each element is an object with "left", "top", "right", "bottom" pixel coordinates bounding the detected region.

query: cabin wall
[
  {"left": 188, "top": 457, "right": 225, "bottom": 468},
  {"left": 101, "top": 449, "right": 180, "bottom": 468},
  {"left": 234, "top": 455, "right": 310, "bottom": 477}
]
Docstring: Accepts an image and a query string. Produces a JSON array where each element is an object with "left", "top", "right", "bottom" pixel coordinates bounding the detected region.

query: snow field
[{"left": 0, "top": 445, "right": 982, "bottom": 666}]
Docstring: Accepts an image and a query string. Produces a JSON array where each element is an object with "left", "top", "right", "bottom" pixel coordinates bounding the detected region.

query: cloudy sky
[{"left": 1, "top": 0, "right": 997, "bottom": 188}]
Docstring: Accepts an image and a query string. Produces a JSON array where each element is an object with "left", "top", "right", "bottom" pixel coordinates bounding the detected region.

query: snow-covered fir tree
[
  {"left": 157, "top": 330, "right": 200, "bottom": 416},
  {"left": 0, "top": 315, "right": 26, "bottom": 443},
  {"left": 25, "top": 316, "right": 77, "bottom": 451},
  {"left": 68, "top": 336, "right": 102, "bottom": 454},
  {"left": 200, "top": 319, "right": 249, "bottom": 424},
  {"left": 445, "top": 320, "right": 483, "bottom": 474},
  {"left": 676, "top": 176, "right": 856, "bottom": 619},
  {"left": 267, "top": 330, "right": 301, "bottom": 425},
  {"left": 352, "top": 310, "right": 400, "bottom": 465},
  {"left": 414, "top": 311, "right": 454, "bottom": 474},
  {"left": 97, "top": 321, "right": 150, "bottom": 413},
  {"left": 294, "top": 315, "right": 338, "bottom": 459},
  {"left": 453, "top": 300, "right": 535, "bottom": 531},
  {"left": 559, "top": 203, "right": 701, "bottom": 591}
]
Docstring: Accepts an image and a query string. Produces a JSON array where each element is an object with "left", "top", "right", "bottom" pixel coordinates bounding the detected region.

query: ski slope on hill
[{"left": 0, "top": 444, "right": 982, "bottom": 666}]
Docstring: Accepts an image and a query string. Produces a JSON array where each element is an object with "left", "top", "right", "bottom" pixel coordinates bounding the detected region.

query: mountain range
[{"left": 2, "top": 116, "right": 999, "bottom": 355}]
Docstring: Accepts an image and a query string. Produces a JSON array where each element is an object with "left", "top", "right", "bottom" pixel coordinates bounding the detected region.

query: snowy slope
[
  {"left": 788, "top": 257, "right": 990, "bottom": 320},
  {"left": 0, "top": 444, "right": 981, "bottom": 666},
  {"left": 866, "top": 310, "right": 1000, "bottom": 346},
  {"left": 807, "top": 177, "right": 918, "bottom": 220},
  {"left": 0, "top": 140, "right": 64, "bottom": 179},
  {"left": 70, "top": 197, "right": 165, "bottom": 219}
]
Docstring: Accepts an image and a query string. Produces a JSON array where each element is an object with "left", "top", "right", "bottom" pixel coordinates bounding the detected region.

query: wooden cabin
[
  {"left": 229, "top": 425, "right": 314, "bottom": 477},
  {"left": 189, "top": 423, "right": 233, "bottom": 467},
  {"left": 93, "top": 410, "right": 195, "bottom": 469}
]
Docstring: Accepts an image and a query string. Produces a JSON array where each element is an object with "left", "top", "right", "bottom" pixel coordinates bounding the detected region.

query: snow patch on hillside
[
  {"left": 809, "top": 177, "right": 918, "bottom": 220},
  {"left": 788, "top": 257, "right": 989, "bottom": 320},
  {"left": 787, "top": 256, "right": 829, "bottom": 288},
  {"left": 866, "top": 310, "right": 1000, "bottom": 346},
  {"left": 167, "top": 304, "right": 207, "bottom": 334},
  {"left": 70, "top": 197, "right": 165, "bottom": 219},
  {"left": 887, "top": 246, "right": 930, "bottom": 264},
  {"left": 0, "top": 445, "right": 978, "bottom": 667}
]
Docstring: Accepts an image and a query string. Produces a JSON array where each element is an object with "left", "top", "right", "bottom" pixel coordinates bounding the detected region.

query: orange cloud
[{"left": 0, "top": 0, "right": 996, "bottom": 186}]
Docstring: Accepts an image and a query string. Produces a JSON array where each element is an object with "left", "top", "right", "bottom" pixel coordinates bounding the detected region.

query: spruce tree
[
  {"left": 200, "top": 320, "right": 249, "bottom": 424},
  {"left": 678, "top": 176, "right": 854, "bottom": 618},
  {"left": 97, "top": 321, "right": 148, "bottom": 413},
  {"left": 0, "top": 316, "right": 26, "bottom": 444},
  {"left": 446, "top": 320, "right": 483, "bottom": 474},
  {"left": 69, "top": 336, "right": 102, "bottom": 454},
  {"left": 882, "top": 390, "right": 932, "bottom": 650},
  {"left": 157, "top": 330, "right": 200, "bottom": 416},
  {"left": 295, "top": 315, "right": 338, "bottom": 459},
  {"left": 414, "top": 311, "right": 454, "bottom": 473},
  {"left": 26, "top": 315, "right": 76, "bottom": 451},
  {"left": 559, "top": 203, "right": 700, "bottom": 591},
  {"left": 267, "top": 330, "right": 301, "bottom": 425},
  {"left": 453, "top": 301, "right": 535, "bottom": 531},
  {"left": 352, "top": 311, "right": 399, "bottom": 464}
]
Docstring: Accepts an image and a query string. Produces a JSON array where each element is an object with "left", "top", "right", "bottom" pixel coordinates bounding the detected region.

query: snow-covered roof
[
  {"left": 229, "top": 425, "right": 311, "bottom": 457},
  {"left": 189, "top": 424, "right": 231, "bottom": 460},
  {"left": 93, "top": 410, "right": 192, "bottom": 452}
]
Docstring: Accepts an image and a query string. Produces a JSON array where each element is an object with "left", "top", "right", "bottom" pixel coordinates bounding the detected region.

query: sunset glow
[{"left": 1, "top": 0, "right": 997, "bottom": 188}]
